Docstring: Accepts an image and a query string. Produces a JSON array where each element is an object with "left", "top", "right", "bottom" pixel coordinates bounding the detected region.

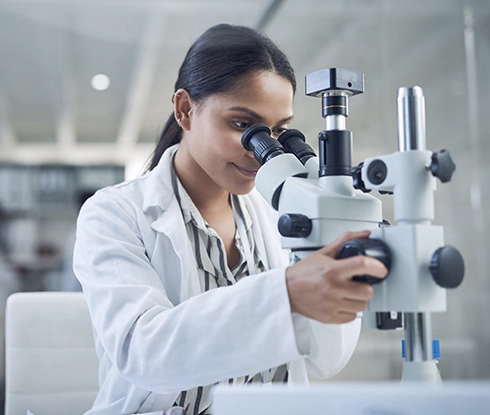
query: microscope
[{"left": 241, "top": 68, "right": 465, "bottom": 384}]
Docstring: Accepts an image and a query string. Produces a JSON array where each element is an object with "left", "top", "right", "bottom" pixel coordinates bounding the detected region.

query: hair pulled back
[{"left": 147, "top": 23, "right": 296, "bottom": 171}]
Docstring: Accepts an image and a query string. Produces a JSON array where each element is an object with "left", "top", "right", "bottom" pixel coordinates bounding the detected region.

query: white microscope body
[{"left": 241, "top": 68, "right": 464, "bottom": 384}]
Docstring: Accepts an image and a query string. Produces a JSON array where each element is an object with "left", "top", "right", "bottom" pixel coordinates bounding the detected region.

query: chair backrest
[{"left": 5, "top": 292, "right": 99, "bottom": 415}]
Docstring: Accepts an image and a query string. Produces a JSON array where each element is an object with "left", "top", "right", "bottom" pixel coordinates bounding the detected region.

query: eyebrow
[{"left": 226, "top": 106, "right": 294, "bottom": 125}]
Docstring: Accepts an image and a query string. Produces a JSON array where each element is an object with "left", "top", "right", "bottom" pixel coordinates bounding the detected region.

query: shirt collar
[
  {"left": 233, "top": 194, "right": 253, "bottom": 234},
  {"left": 170, "top": 155, "right": 208, "bottom": 230},
  {"left": 170, "top": 155, "right": 253, "bottom": 236}
]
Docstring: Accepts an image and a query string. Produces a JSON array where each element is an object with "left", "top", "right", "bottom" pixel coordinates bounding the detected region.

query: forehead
[{"left": 203, "top": 72, "right": 294, "bottom": 118}]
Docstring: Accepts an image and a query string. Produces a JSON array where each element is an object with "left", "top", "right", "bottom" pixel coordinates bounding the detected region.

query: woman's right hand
[{"left": 285, "top": 230, "right": 388, "bottom": 324}]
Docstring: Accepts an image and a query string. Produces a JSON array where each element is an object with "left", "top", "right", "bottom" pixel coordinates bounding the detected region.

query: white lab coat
[{"left": 73, "top": 145, "right": 361, "bottom": 415}]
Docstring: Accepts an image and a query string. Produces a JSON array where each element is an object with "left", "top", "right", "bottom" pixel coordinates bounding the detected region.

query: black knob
[
  {"left": 351, "top": 162, "right": 371, "bottom": 193},
  {"left": 338, "top": 238, "right": 391, "bottom": 284},
  {"left": 429, "top": 245, "right": 465, "bottom": 288},
  {"left": 278, "top": 214, "right": 312, "bottom": 238},
  {"left": 367, "top": 159, "right": 388, "bottom": 185},
  {"left": 430, "top": 150, "right": 456, "bottom": 183}
]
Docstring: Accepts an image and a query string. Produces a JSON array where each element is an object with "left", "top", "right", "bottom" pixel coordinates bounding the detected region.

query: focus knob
[
  {"left": 278, "top": 214, "right": 312, "bottom": 238},
  {"left": 338, "top": 238, "right": 391, "bottom": 284},
  {"left": 430, "top": 150, "right": 456, "bottom": 183},
  {"left": 429, "top": 245, "right": 465, "bottom": 288},
  {"left": 351, "top": 162, "right": 371, "bottom": 193}
]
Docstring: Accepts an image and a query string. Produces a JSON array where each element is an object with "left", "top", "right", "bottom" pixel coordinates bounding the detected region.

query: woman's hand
[{"left": 285, "top": 230, "right": 388, "bottom": 324}]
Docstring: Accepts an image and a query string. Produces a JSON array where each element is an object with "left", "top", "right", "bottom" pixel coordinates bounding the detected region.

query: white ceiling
[{"left": 0, "top": 0, "right": 489, "bottom": 170}]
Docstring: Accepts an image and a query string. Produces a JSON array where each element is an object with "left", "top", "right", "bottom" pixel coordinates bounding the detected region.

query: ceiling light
[{"left": 91, "top": 74, "right": 110, "bottom": 91}]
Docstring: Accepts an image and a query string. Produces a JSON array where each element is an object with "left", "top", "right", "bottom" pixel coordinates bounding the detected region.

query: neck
[{"left": 173, "top": 148, "right": 231, "bottom": 213}]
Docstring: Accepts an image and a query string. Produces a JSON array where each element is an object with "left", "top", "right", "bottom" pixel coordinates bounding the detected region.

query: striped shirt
[{"left": 170, "top": 159, "right": 288, "bottom": 415}]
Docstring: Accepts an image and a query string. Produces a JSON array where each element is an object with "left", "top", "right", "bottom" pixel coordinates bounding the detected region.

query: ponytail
[{"left": 147, "top": 114, "right": 182, "bottom": 171}]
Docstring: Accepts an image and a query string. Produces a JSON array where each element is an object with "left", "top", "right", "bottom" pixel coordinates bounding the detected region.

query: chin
[{"left": 228, "top": 181, "right": 255, "bottom": 196}]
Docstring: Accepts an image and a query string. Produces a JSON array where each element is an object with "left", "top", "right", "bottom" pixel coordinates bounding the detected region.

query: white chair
[{"left": 5, "top": 292, "right": 99, "bottom": 415}]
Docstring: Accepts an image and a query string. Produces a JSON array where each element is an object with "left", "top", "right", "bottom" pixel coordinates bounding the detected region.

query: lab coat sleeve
[
  {"left": 73, "top": 190, "right": 303, "bottom": 394},
  {"left": 293, "top": 313, "right": 361, "bottom": 379},
  {"left": 246, "top": 189, "right": 361, "bottom": 380}
]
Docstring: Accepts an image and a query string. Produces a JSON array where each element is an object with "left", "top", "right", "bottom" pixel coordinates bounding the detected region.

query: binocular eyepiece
[
  {"left": 241, "top": 124, "right": 284, "bottom": 165},
  {"left": 241, "top": 123, "right": 316, "bottom": 166}
]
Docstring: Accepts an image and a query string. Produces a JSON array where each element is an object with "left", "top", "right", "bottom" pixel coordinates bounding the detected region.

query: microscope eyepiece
[
  {"left": 241, "top": 123, "right": 285, "bottom": 165},
  {"left": 278, "top": 129, "right": 317, "bottom": 165}
]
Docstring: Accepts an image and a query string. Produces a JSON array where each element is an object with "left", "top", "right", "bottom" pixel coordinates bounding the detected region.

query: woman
[{"left": 74, "top": 23, "right": 386, "bottom": 415}]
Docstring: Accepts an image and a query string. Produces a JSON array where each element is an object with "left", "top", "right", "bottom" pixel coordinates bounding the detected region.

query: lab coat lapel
[
  {"left": 150, "top": 197, "right": 201, "bottom": 301},
  {"left": 245, "top": 191, "right": 289, "bottom": 270},
  {"left": 143, "top": 144, "right": 201, "bottom": 301}
]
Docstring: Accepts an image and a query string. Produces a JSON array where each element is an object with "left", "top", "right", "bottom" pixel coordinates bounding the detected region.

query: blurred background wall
[{"left": 0, "top": 0, "right": 488, "bottom": 404}]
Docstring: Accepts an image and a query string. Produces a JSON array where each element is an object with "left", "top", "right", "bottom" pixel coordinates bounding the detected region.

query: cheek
[
  {"left": 191, "top": 133, "right": 234, "bottom": 174},
  {"left": 189, "top": 123, "right": 222, "bottom": 159},
  {"left": 189, "top": 116, "right": 246, "bottom": 170},
  {"left": 208, "top": 130, "right": 244, "bottom": 161}
]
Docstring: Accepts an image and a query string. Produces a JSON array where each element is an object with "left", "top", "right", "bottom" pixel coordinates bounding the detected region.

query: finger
[
  {"left": 339, "top": 280, "right": 375, "bottom": 302},
  {"left": 331, "top": 255, "right": 388, "bottom": 283},
  {"left": 319, "top": 230, "right": 371, "bottom": 258},
  {"left": 338, "top": 298, "right": 369, "bottom": 314},
  {"left": 334, "top": 311, "right": 358, "bottom": 324}
]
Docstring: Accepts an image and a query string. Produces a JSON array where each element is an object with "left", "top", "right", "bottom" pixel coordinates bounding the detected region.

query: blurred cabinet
[
  {"left": 0, "top": 164, "right": 124, "bottom": 214},
  {"left": 0, "top": 164, "right": 125, "bottom": 292}
]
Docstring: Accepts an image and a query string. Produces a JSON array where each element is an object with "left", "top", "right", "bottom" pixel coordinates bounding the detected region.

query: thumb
[{"left": 318, "top": 230, "right": 371, "bottom": 258}]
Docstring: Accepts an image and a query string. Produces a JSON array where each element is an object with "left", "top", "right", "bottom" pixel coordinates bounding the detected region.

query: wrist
[{"left": 285, "top": 266, "right": 299, "bottom": 314}]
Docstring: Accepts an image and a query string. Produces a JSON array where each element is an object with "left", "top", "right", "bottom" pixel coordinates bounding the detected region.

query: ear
[{"left": 173, "top": 88, "right": 194, "bottom": 131}]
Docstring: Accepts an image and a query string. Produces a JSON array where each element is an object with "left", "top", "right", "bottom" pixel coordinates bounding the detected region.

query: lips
[{"left": 235, "top": 165, "right": 259, "bottom": 178}]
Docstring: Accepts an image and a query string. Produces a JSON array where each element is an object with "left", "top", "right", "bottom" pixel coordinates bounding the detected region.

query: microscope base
[{"left": 402, "top": 360, "right": 442, "bottom": 385}]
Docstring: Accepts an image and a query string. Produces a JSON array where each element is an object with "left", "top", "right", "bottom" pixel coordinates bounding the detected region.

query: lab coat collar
[
  {"left": 144, "top": 144, "right": 202, "bottom": 299},
  {"left": 141, "top": 144, "right": 180, "bottom": 213},
  {"left": 150, "top": 196, "right": 202, "bottom": 299},
  {"left": 243, "top": 192, "right": 272, "bottom": 271}
]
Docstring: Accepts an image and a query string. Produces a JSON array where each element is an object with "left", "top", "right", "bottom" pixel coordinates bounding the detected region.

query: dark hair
[{"left": 147, "top": 23, "right": 296, "bottom": 171}]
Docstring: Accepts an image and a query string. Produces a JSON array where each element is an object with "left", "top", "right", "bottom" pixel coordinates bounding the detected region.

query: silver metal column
[
  {"left": 397, "top": 86, "right": 426, "bottom": 152},
  {"left": 403, "top": 313, "right": 433, "bottom": 362},
  {"left": 397, "top": 86, "right": 433, "bottom": 363}
]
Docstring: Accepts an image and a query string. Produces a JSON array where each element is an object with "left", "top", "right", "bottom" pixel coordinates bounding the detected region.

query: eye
[
  {"left": 271, "top": 128, "right": 288, "bottom": 138},
  {"left": 232, "top": 121, "right": 251, "bottom": 130}
]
